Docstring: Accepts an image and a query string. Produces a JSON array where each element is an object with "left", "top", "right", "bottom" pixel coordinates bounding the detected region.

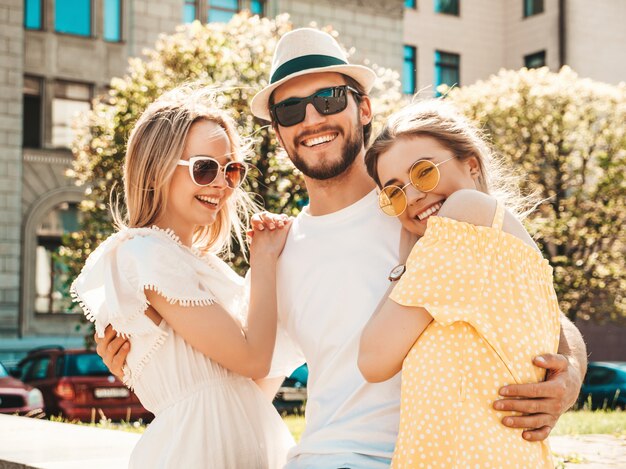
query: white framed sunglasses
[{"left": 177, "top": 156, "right": 248, "bottom": 189}]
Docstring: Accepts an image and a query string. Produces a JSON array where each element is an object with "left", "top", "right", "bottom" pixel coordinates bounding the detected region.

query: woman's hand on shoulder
[{"left": 248, "top": 211, "right": 293, "bottom": 262}]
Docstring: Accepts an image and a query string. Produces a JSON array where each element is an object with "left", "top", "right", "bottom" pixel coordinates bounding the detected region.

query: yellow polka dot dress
[{"left": 389, "top": 202, "right": 560, "bottom": 468}]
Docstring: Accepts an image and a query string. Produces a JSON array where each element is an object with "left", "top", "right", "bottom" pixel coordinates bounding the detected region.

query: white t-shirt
[{"left": 273, "top": 190, "right": 402, "bottom": 467}]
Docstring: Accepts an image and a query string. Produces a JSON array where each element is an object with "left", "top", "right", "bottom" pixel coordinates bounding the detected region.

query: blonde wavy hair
[
  {"left": 365, "top": 99, "right": 537, "bottom": 219},
  {"left": 112, "top": 84, "right": 257, "bottom": 255}
]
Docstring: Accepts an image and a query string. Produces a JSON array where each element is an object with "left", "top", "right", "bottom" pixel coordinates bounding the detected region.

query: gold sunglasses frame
[{"left": 378, "top": 156, "right": 456, "bottom": 217}]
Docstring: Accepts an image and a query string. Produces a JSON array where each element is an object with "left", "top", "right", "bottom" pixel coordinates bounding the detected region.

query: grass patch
[
  {"left": 552, "top": 409, "right": 626, "bottom": 436},
  {"left": 283, "top": 414, "right": 306, "bottom": 442},
  {"left": 34, "top": 409, "right": 626, "bottom": 441},
  {"left": 46, "top": 413, "right": 147, "bottom": 434},
  {"left": 282, "top": 410, "right": 626, "bottom": 442}
]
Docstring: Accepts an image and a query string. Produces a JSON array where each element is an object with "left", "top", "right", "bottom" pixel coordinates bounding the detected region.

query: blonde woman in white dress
[{"left": 71, "top": 85, "right": 295, "bottom": 468}]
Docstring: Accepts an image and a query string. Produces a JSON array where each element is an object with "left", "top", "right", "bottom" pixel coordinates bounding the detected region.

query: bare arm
[
  {"left": 145, "top": 221, "right": 290, "bottom": 380},
  {"left": 495, "top": 314, "right": 587, "bottom": 441},
  {"left": 358, "top": 229, "right": 429, "bottom": 383},
  {"left": 254, "top": 376, "right": 285, "bottom": 402},
  {"left": 358, "top": 295, "right": 433, "bottom": 382},
  {"left": 95, "top": 215, "right": 291, "bottom": 380}
]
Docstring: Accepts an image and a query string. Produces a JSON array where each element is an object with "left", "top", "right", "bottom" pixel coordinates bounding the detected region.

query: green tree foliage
[
  {"left": 64, "top": 12, "right": 402, "bottom": 279},
  {"left": 444, "top": 67, "right": 626, "bottom": 323}
]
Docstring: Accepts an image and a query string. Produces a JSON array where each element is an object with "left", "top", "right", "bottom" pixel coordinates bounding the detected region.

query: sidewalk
[
  {"left": 550, "top": 434, "right": 626, "bottom": 468},
  {"left": 1, "top": 414, "right": 625, "bottom": 468},
  {"left": 0, "top": 414, "right": 139, "bottom": 469}
]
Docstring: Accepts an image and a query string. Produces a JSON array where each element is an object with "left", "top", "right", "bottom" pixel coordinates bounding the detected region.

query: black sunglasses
[{"left": 270, "top": 85, "right": 360, "bottom": 127}]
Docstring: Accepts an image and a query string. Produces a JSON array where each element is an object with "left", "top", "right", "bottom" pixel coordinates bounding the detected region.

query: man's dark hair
[{"left": 268, "top": 73, "right": 372, "bottom": 147}]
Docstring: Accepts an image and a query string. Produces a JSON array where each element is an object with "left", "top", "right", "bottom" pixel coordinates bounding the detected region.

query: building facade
[
  {"left": 401, "top": 0, "right": 626, "bottom": 95},
  {"left": 0, "top": 0, "right": 624, "bottom": 364}
]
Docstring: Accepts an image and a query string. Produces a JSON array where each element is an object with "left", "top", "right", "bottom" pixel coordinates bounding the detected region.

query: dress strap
[{"left": 491, "top": 200, "right": 505, "bottom": 230}]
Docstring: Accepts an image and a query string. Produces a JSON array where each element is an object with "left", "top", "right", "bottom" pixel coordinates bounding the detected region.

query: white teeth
[
  {"left": 417, "top": 202, "right": 443, "bottom": 221},
  {"left": 196, "top": 195, "right": 219, "bottom": 205},
  {"left": 303, "top": 133, "right": 337, "bottom": 147}
]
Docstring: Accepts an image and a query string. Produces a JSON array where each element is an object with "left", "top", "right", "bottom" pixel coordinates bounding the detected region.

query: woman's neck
[{"left": 153, "top": 217, "right": 195, "bottom": 247}]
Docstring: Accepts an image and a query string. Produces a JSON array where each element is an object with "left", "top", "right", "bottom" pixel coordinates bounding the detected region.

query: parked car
[
  {"left": 577, "top": 361, "right": 626, "bottom": 410},
  {"left": 0, "top": 361, "right": 44, "bottom": 415},
  {"left": 273, "top": 364, "right": 308, "bottom": 414},
  {"left": 15, "top": 346, "right": 153, "bottom": 422}
]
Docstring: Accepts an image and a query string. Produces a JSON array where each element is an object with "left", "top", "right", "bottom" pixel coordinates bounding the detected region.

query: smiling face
[
  {"left": 376, "top": 135, "right": 480, "bottom": 236},
  {"left": 156, "top": 119, "right": 234, "bottom": 236},
  {"left": 272, "top": 72, "right": 372, "bottom": 180}
]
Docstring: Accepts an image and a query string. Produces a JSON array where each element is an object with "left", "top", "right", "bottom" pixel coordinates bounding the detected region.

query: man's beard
[{"left": 288, "top": 124, "right": 363, "bottom": 181}]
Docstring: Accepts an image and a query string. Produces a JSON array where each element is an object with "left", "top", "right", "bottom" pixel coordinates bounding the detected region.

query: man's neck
[{"left": 304, "top": 154, "right": 376, "bottom": 216}]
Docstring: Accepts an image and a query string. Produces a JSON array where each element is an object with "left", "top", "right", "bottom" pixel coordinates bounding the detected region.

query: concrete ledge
[{"left": 0, "top": 414, "right": 139, "bottom": 469}]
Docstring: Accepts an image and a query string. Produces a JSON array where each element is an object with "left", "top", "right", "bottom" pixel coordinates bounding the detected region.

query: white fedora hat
[{"left": 250, "top": 28, "right": 377, "bottom": 122}]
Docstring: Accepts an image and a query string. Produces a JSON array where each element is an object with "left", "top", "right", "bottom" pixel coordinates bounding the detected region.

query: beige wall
[
  {"left": 403, "top": 0, "right": 624, "bottom": 91},
  {"left": 404, "top": 0, "right": 507, "bottom": 94},
  {"left": 0, "top": 0, "right": 23, "bottom": 336},
  {"left": 129, "top": 0, "right": 183, "bottom": 57},
  {"left": 565, "top": 0, "right": 626, "bottom": 85},
  {"left": 274, "top": 0, "right": 404, "bottom": 72},
  {"left": 503, "top": 0, "right": 559, "bottom": 71}
]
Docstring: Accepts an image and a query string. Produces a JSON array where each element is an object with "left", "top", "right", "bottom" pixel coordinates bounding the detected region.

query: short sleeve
[
  {"left": 241, "top": 270, "right": 305, "bottom": 379},
  {"left": 71, "top": 229, "right": 217, "bottom": 387},
  {"left": 389, "top": 217, "right": 490, "bottom": 326},
  {"left": 72, "top": 230, "right": 216, "bottom": 338}
]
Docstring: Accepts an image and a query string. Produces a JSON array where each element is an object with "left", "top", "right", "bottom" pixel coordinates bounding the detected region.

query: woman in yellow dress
[{"left": 358, "top": 100, "right": 560, "bottom": 468}]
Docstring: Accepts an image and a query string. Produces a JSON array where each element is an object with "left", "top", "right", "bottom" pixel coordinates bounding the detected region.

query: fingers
[
  {"left": 522, "top": 426, "right": 553, "bottom": 442},
  {"left": 95, "top": 325, "right": 117, "bottom": 358},
  {"left": 500, "top": 370, "right": 570, "bottom": 398},
  {"left": 109, "top": 340, "right": 130, "bottom": 378},
  {"left": 102, "top": 334, "right": 130, "bottom": 378},
  {"left": 494, "top": 395, "right": 561, "bottom": 415},
  {"left": 533, "top": 353, "right": 569, "bottom": 372},
  {"left": 499, "top": 381, "right": 547, "bottom": 399},
  {"left": 501, "top": 413, "right": 557, "bottom": 432},
  {"left": 251, "top": 212, "right": 291, "bottom": 232}
]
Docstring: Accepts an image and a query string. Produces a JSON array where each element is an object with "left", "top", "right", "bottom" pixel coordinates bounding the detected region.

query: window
[
  {"left": 585, "top": 367, "right": 617, "bottom": 386},
  {"left": 22, "top": 357, "right": 51, "bottom": 381},
  {"left": 435, "top": 0, "right": 459, "bottom": 16},
  {"left": 524, "top": 0, "right": 544, "bottom": 17},
  {"left": 524, "top": 50, "right": 546, "bottom": 69},
  {"left": 184, "top": 0, "right": 199, "bottom": 22},
  {"left": 189, "top": 1, "right": 263, "bottom": 23},
  {"left": 55, "top": 0, "right": 91, "bottom": 36},
  {"left": 403, "top": 45, "right": 417, "bottom": 95},
  {"left": 250, "top": 0, "right": 264, "bottom": 15},
  {"left": 35, "top": 202, "right": 81, "bottom": 314},
  {"left": 405, "top": 0, "right": 416, "bottom": 8},
  {"left": 104, "top": 0, "right": 122, "bottom": 42},
  {"left": 24, "top": 0, "right": 42, "bottom": 30},
  {"left": 52, "top": 81, "right": 91, "bottom": 148},
  {"left": 64, "top": 354, "right": 111, "bottom": 377},
  {"left": 23, "top": 76, "right": 43, "bottom": 149},
  {"left": 208, "top": 0, "right": 239, "bottom": 23},
  {"left": 435, "top": 51, "right": 460, "bottom": 95}
]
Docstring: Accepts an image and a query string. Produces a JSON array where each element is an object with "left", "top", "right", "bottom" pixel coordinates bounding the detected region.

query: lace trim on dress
[{"left": 70, "top": 226, "right": 219, "bottom": 389}]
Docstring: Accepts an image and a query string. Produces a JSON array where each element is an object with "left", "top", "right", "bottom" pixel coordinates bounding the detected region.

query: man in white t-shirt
[
  {"left": 97, "top": 27, "right": 587, "bottom": 469},
  {"left": 247, "top": 27, "right": 587, "bottom": 469}
]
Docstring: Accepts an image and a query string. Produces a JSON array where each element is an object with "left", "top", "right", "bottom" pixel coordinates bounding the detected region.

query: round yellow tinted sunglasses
[{"left": 378, "top": 156, "right": 456, "bottom": 217}]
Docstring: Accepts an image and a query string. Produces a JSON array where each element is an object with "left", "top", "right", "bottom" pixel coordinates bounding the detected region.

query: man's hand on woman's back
[{"left": 95, "top": 325, "right": 130, "bottom": 379}]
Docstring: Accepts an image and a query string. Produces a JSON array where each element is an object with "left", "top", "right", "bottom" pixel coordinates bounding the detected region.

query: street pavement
[
  {"left": 0, "top": 414, "right": 624, "bottom": 468},
  {"left": 0, "top": 414, "right": 139, "bottom": 468},
  {"left": 551, "top": 434, "right": 626, "bottom": 468}
]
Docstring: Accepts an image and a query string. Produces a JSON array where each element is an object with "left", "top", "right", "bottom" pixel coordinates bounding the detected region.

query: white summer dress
[{"left": 71, "top": 227, "right": 294, "bottom": 469}]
